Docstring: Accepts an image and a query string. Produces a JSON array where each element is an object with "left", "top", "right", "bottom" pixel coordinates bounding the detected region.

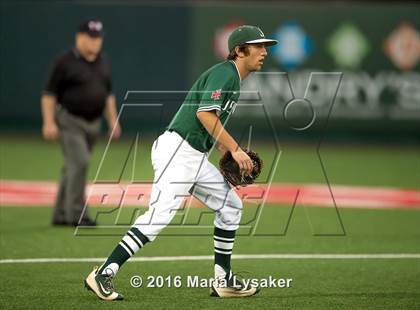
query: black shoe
[
  {"left": 52, "top": 220, "right": 69, "bottom": 226},
  {"left": 74, "top": 218, "right": 97, "bottom": 227}
]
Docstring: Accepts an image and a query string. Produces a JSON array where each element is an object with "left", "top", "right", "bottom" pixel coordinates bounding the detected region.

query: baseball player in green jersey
[{"left": 85, "top": 25, "right": 277, "bottom": 300}]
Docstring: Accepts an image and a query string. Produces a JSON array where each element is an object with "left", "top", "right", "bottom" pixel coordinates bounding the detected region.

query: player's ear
[{"left": 235, "top": 46, "right": 244, "bottom": 58}]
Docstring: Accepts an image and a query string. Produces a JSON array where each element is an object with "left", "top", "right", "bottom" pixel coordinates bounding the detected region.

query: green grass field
[{"left": 0, "top": 135, "right": 419, "bottom": 309}]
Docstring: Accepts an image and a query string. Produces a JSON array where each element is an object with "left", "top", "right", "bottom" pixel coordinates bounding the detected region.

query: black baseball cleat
[
  {"left": 74, "top": 218, "right": 97, "bottom": 227},
  {"left": 84, "top": 266, "right": 124, "bottom": 301},
  {"left": 210, "top": 264, "right": 261, "bottom": 298},
  {"left": 51, "top": 220, "right": 69, "bottom": 226}
]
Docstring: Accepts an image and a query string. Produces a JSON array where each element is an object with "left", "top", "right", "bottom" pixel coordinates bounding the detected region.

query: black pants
[{"left": 52, "top": 107, "right": 101, "bottom": 223}]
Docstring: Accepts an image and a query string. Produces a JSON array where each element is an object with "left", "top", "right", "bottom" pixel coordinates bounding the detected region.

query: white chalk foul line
[{"left": 0, "top": 253, "right": 419, "bottom": 264}]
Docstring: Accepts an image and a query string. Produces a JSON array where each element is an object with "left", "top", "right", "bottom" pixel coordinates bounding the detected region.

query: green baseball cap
[{"left": 228, "top": 25, "right": 278, "bottom": 51}]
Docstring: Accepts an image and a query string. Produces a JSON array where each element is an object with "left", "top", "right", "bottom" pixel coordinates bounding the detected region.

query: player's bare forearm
[
  {"left": 196, "top": 111, "right": 254, "bottom": 173},
  {"left": 216, "top": 143, "right": 228, "bottom": 155},
  {"left": 196, "top": 111, "right": 239, "bottom": 152}
]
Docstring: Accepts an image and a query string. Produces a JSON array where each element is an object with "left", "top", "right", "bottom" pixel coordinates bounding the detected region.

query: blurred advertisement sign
[
  {"left": 241, "top": 70, "right": 419, "bottom": 121},
  {"left": 271, "top": 22, "right": 314, "bottom": 69},
  {"left": 384, "top": 22, "right": 420, "bottom": 71},
  {"left": 328, "top": 23, "right": 370, "bottom": 69}
]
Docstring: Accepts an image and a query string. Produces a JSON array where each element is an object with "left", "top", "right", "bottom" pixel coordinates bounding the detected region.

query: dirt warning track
[{"left": 1, "top": 180, "right": 419, "bottom": 210}]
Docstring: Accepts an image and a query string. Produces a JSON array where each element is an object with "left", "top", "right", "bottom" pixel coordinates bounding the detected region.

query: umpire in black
[{"left": 41, "top": 20, "right": 121, "bottom": 226}]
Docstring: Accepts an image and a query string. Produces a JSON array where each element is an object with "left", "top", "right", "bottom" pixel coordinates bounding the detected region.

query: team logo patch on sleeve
[{"left": 211, "top": 89, "right": 222, "bottom": 100}]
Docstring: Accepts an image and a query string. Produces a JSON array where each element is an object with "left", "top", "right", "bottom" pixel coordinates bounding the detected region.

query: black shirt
[{"left": 44, "top": 48, "right": 112, "bottom": 121}]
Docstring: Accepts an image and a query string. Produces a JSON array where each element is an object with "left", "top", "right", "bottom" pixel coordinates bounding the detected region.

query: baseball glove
[{"left": 219, "top": 150, "right": 263, "bottom": 187}]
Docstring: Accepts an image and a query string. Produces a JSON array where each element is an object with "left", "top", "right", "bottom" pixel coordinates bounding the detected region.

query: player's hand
[
  {"left": 231, "top": 149, "right": 254, "bottom": 175},
  {"left": 109, "top": 121, "right": 121, "bottom": 140},
  {"left": 42, "top": 122, "right": 59, "bottom": 141}
]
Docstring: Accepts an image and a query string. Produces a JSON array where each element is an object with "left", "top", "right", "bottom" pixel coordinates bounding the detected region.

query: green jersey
[{"left": 168, "top": 60, "right": 241, "bottom": 153}]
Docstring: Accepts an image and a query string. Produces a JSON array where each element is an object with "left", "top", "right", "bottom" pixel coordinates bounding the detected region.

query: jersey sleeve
[
  {"left": 197, "top": 71, "right": 234, "bottom": 113},
  {"left": 43, "top": 56, "right": 66, "bottom": 97}
]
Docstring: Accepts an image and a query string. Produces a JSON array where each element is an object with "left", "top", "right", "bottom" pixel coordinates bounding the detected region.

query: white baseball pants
[{"left": 133, "top": 131, "right": 242, "bottom": 241}]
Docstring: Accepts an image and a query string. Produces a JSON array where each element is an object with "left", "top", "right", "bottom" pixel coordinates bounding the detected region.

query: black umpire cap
[{"left": 78, "top": 20, "right": 104, "bottom": 37}]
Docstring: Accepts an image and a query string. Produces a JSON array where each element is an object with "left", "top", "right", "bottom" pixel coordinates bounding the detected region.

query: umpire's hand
[
  {"left": 108, "top": 121, "right": 122, "bottom": 140},
  {"left": 42, "top": 121, "right": 59, "bottom": 141}
]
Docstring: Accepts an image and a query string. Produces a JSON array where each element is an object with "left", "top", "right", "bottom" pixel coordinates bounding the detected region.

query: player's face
[{"left": 245, "top": 43, "right": 268, "bottom": 72}]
